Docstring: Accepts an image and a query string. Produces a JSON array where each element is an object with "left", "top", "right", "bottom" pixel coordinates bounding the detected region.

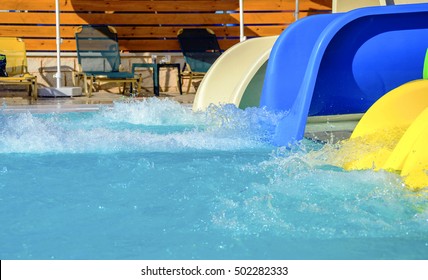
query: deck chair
[
  {"left": 0, "top": 37, "right": 38, "bottom": 99},
  {"left": 74, "top": 25, "right": 141, "bottom": 96},
  {"left": 177, "top": 28, "right": 222, "bottom": 94}
]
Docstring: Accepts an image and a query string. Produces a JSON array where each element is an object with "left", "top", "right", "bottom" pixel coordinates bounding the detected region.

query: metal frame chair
[
  {"left": 0, "top": 37, "right": 38, "bottom": 99},
  {"left": 73, "top": 25, "right": 142, "bottom": 96},
  {"left": 177, "top": 28, "right": 222, "bottom": 94}
]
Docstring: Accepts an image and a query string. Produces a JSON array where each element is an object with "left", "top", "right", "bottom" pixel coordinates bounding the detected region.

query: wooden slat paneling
[
  {"left": 1, "top": 0, "right": 239, "bottom": 12},
  {"left": 0, "top": 25, "right": 288, "bottom": 39},
  {"left": 0, "top": 0, "right": 332, "bottom": 52},
  {"left": 0, "top": 11, "right": 324, "bottom": 25},
  {"left": 1, "top": 0, "right": 331, "bottom": 12},
  {"left": 23, "top": 38, "right": 239, "bottom": 52}
]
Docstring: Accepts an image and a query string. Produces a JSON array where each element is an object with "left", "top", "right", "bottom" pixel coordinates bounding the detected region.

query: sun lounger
[
  {"left": 177, "top": 28, "right": 222, "bottom": 94},
  {"left": 0, "top": 37, "right": 38, "bottom": 99},
  {"left": 74, "top": 25, "right": 141, "bottom": 96}
]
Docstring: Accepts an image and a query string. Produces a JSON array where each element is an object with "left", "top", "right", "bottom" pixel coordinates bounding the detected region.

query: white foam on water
[
  {"left": 0, "top": 99, "right": 283, "bottom": 153},
  {"left": 211, "top": 143, "right": 428, "bottom": 239},
  {"left": 1, "top": 99, "right": 427, "bottom": 259}
]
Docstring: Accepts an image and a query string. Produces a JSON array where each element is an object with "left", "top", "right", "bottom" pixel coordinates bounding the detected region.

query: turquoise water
[{"left": 0, "top": 98, "right": 427, "bottom": 260}]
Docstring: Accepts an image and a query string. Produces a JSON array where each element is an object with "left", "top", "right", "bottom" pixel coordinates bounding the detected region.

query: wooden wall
[{"left": 0, "top": 0, "right": 332, "bottom": 52}]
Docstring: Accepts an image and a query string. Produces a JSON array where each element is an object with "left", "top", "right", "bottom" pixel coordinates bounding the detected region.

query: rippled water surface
[{"left": 0, "top": 99, "right": 427, "bottom": 259}]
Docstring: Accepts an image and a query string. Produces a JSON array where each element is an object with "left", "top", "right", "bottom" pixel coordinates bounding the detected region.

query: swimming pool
[{"left": 0, "top": 98, "right": 427, "bottom": 260}]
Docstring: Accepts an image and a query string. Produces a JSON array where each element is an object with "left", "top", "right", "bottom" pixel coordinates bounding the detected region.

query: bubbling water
[
  {"left": 0, "top": 99, "right": 281, "bottom": 153},
  {"left": 0, "top": 98, "right": 427, "bottom": 259}
]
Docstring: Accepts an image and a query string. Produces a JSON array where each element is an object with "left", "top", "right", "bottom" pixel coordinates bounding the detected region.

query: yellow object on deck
[{"left": 0, "top": 37, "right": 38, "bottom": 99}]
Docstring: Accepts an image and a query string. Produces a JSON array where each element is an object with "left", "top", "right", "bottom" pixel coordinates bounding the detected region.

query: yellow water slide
[
  {"left": 341, "top": 79, "right": 428, "bottom": 190},
  {"left": 192, "top": 36, "right": 278, "bottom": 112}
]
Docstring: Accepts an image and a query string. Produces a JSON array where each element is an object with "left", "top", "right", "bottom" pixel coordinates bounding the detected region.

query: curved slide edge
[
  {"left": 332, "top": 0, "right": 386, "bottom": 13},
  {"left": 332, "top": 0, "right": 428, "bottom": 13},
  {"left": 400, "top": 109, "right": 428, "bottom": 190},
  {"left": 260, "top": 13, "right": 340, "bottom": 145},
  {"left": 343, "top": 79, "right": 428, "bottom": 171},
  {"left": 351, "top": 79, "right": 428, "bottom": 140},
  {"left": 261, "top": 3, "right": 428, "bottom": 146},
  {"left": 341, "top": 80, "right": 428, "bottom": 190},
  {"left": 192, "top": 36, "right": 278, "bottom": 112}
]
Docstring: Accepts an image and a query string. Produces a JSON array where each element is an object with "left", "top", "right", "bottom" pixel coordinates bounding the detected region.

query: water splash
[
  {"left": 215, "top": 169, "right": 426, "bottom": 238},
  {"left": 204, "top": 103, "right": 285, "bottom": 143},
  {"left": 1, "top": 100, "right": 427, "bottom": 259},
  {"left": 211, "top": 140, "right": 428, "bottom": 240},
  {"left": 100, "top": 98, "right": 204, "bottom": 126},
  {"left": 0, "top": 99, "right": 282, "bottom": 153}
]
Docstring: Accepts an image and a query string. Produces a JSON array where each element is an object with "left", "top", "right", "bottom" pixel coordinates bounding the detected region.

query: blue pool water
[{"left": 0, "top": 98, "right": 427, "bottom": 260}]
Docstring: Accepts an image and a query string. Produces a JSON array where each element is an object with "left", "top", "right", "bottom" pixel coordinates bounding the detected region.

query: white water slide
[
  {"left": 332, "top": 0, "right": 428, "bottom": 13},
  {"left": 192, "top": 36, "right": 278, "bottom": 111}
]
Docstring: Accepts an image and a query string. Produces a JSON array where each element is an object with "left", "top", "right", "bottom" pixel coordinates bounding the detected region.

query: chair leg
[
  {"left": 74, "top": 73, "right": 88, "bottom": 96},
  {"left": 177, "top": 74, "right": 184, "bottom": 95},
  {"left": 122, "top": 82, "right": 128, "bottom": 95},
  {"left": 180, "top": 76, "right": 188, "bottom": 95},
  {"left": 177, "top": 75, "right": 183, "bottom": 95},
  {"left": 26, "top": 84, "right": 31, "bottom": 98},
  {"left": 118, "top": 82, "right": 124, "bottom": 94},
  {"left": 136, "top": 75, "right": 142, "bottom": 96},
  {"left": 186, "top": 73, "right": 193, "bottom": 94},
  {"left": 72, "top": 72, "right": 78, "bottom": 88},
  {"left": 32, "top": 78, "right": 38, "bottom": 100},
  {"left": 127, "top": 77, "right": 142, "bottom": 96},
  {"left": 81, "top": 74, "right": 88, "bottom": 95},
  {"left": 88, "top": 76, "right": 94, "bottom": 97},
  {"left": 73, "top": 72, "right": 83, "bottom": 95}
]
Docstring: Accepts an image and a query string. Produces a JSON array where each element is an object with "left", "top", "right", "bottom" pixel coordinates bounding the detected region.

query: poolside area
[{"left": 0, "top": 87, "right": 196, "bottom": 108}]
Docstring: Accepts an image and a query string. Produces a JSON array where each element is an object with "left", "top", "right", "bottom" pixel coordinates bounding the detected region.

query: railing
[{"left": 0, "top": 0, "right": 332, "bottom": 52}]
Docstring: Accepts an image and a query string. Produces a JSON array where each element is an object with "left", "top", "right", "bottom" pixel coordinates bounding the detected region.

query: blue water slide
[{"left": 260, "top": 3, "right": 428, "bottom": 146}]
